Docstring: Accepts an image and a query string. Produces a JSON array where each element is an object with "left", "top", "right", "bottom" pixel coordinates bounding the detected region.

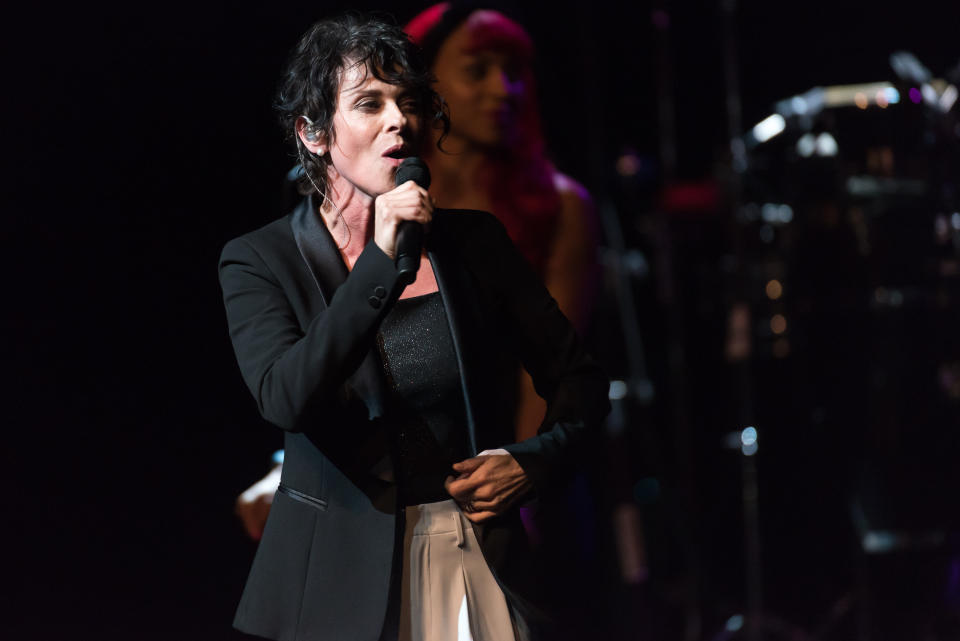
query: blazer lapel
[
  {"left": 290, "top": 195, "right": 345, "bottom": 306},
  {"left": 429, "top": 213, "right": 493, "bottom": 457},
  {"left": 290, "top": 196, "right": 389, "bottom": 420},
  {"left": 428, "top": 211, "right": 524, "bottom": 459}
]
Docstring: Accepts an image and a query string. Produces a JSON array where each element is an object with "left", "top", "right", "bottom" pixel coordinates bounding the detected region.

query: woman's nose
[
  {"left": 488, "top": 68, "right": 510, "bottom": 97},
  {"left": 487, "top": 67, "right": 522, "bottom": 100},
  {"left": 384, "top": 100, "right": 408, "bottom": 131}
]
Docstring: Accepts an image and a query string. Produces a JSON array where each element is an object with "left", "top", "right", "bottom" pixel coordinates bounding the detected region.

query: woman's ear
[{"left": 296, "top": 116, "right": 328, "bottom": 156}]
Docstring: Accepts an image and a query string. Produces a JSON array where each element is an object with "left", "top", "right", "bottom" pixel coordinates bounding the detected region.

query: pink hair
[{"left": 406, "top": 5, "right": 561, "bottom": 274}]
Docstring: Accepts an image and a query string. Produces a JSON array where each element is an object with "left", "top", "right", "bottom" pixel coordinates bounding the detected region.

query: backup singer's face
[
  {"left": 326, "top": 63, "right": 424, "bottom": 198},
  {"left": 431, "top": 11, "right": 529, "bottom": 149}
]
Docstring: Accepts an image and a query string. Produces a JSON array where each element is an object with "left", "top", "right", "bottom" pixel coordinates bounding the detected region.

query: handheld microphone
[{"left": 394, "top": 157, "right": 431, "bottom": 286}]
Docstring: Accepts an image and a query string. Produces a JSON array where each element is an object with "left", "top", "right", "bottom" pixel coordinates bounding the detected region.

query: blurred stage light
[
  {"left": 771, "top": 314, "right": 787, "bottom": 334},
  {"left": 890, "top": 51, "right": 932, "bottom": 85},
  {"left": 883, "top": 87, "right": 901, "bottom": 104},
  {"left": 741, "top": 426, "right": 758, "bottom": 456},
  {"left": 909, "top": 87, "right": 922, "bottom": 103},
  {"left": 752, "top": 114, "right": 786, "bottom": 143},
  {"left": 609, "top": 380, "right": 628, "bottom": 400},
  {"left": 940, "top": 84, "right": 958, "bottom": 112},
  {"left": 774, "top": 87, "right": 825, "bottom": 118},
  {"left": 766, "top": 279, "right": 783, "bottom": 300},
  {"left": 816, "top": 132, "right": 838, "bottom": 157},
  {"left": 797, "top": 133, "right": 816, "bottom": 157},
  {"left": 854, "top": 92, "right": 868, "bottom": 109},
  {"left": 616, "top": 153, "right": 641, "bottom": 177},
  {"left": 791, "top": 95, "right": 808, "bottom": 115},
  {"left": 761, "top": 203, "right": 778, "bottom": 223},
  {"left": 760, "top": 203, "right": 793, "bottom": 224},
  {"left": 726, "top": 615, "right": 745, "bottom": 632}
]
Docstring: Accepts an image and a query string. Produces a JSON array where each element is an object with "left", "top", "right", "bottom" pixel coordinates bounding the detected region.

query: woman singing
[{"left": 220, "top": 15, "right": 608, "bottom": 641}]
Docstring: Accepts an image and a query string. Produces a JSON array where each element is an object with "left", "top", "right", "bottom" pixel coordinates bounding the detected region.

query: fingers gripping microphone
[{"left": 394, "top": 157, "right": 431, "bottom": 286}]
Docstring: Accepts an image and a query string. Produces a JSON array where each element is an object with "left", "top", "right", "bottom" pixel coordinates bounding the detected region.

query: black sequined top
[{"left": 377, "top": 292, "right": 469, "bottom": 506}]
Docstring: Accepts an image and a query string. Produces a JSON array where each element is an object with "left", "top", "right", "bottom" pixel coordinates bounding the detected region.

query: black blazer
[{"left": 219, "top": 196, "right": 609, "bottom": 641}]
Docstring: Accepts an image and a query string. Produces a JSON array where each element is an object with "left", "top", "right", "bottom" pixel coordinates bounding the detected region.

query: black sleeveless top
[{"left": 376, "top": 292, "right": 470, "bottom": 506}]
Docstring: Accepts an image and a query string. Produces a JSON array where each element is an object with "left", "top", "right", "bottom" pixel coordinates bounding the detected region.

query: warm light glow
[
  {"left": 616, "top": 154, "right": 640, "bottom": 177},
  {"left": 854, "top": 92, "right": 868, "bottom": 109},
  {"left": 876, "top": 90, "right": 889, "bottom": 108},
  {"left": 771, "top": 314, "right": 787, "bottom": 334},
  {"left": 766, "top": 279, "right": 783, "bottom": 300},
  {"left": 752, "top": 114, "right": 786, "bottom": 143}
]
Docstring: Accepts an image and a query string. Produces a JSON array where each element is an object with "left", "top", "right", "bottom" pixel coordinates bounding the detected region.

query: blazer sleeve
[
  {"left": 219, "top": 235, "right": 401, "bottom": 432},
  {"left": 466, "top": 214, "right": 611, "bottom": 492}
]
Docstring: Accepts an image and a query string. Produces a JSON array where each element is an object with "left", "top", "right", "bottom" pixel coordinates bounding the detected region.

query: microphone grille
[{"left": 395, "top": 156, "right": 431, "bottom": 189}]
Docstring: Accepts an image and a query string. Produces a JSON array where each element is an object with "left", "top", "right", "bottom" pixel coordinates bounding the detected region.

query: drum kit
[
  {"left": 726, "top": 51, "right": 960, "bottom": 640},
  {"left": 740, "top": 51, "right": 960, "bottom": 327}
]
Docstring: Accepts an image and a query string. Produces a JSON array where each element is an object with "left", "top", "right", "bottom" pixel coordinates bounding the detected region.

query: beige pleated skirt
[{"left": 397, "top": 500, "right": 524, "bottom": 641}]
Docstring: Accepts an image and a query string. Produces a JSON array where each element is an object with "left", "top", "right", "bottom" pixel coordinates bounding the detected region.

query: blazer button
[
  {"left": 368, "top": 296, "right": 381, "bottom": 309},
  {"left": 374, "top": 286, "right": 387, "bottom": 299}
]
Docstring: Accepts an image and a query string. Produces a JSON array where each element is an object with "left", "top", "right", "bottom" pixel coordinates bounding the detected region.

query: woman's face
[
  {"left": 325, "top": 63, "right": 423, "bottom": 198},
  {"left": 431, "top": 12, "right": 528, "bottom": 149}
]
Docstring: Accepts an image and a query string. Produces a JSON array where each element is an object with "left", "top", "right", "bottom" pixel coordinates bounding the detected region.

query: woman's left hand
[{"left": 444, "top": 449, "right": 532, "bottom": 523}]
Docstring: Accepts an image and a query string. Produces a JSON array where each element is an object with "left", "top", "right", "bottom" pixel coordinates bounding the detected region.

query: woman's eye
[
  {"left": 464, "top": 63, "right": 486, "bottom": 81},
  {"left": 357, "top": 100, "right": 380, "bottom": 111},
  {"left": 400, "top": 98, "right": 420, "bottom": 112}
]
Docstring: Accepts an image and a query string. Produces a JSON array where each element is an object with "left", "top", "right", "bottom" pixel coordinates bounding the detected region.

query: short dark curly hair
[{"left": 275, "top": 14, "right": 449, "bottom": 198}]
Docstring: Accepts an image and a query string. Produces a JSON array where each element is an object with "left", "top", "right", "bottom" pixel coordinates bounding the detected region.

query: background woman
[
  {"left": 406, "top": 3, "right": 599, "bottom": 441},
  {"left": 220, "top": 14, "right": 608, "bottom": 641}
]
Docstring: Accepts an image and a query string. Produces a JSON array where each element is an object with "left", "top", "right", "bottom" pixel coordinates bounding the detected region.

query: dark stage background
[{"left": 5, "top": 2, "right": 960, "bottom": 639}]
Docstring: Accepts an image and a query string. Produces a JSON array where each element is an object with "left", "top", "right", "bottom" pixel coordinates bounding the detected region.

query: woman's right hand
[{"left": 373, "top": 180, "right": 434, "bottom": 259}]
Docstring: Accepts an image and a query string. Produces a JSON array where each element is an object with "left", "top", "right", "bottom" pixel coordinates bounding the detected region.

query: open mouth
[{"left": 383, "top": 145, "right": 408, "bottom": 160}]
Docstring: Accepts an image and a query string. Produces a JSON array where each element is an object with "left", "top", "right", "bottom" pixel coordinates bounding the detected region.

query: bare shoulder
[
  {"left": 553, "top": 171, "right": 593, "bottom": 205},
  {"left": 544, "top": 172, "right": 599, "bottom": 329},
  {"left": 551, "top": 171, "right": 596, "bottom": 237}
]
